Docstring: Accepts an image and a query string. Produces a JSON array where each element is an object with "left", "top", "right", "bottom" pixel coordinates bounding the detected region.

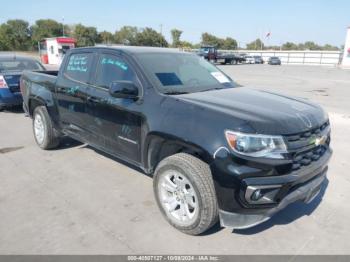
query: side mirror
[{"left": 109, "top": 81, "right": 139, "bottom": 99}]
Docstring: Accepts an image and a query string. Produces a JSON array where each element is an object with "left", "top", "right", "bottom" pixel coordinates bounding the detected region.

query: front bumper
[
  {"left": 217, "top": 147, "right": 332, "bottom": 229},
  {"left": 219, "top": 168, "right": 326, "bottom": 229}
]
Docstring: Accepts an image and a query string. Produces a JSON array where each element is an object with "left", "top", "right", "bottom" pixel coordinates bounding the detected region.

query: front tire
[
  {"left": 33, "top": 106, "right": 60, "bottom": 149},
  {"left": 153, "top": 153, "right": 218, "bottom": 235}
]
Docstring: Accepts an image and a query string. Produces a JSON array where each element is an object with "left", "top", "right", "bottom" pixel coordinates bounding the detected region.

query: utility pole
[
  {"left": 62, "top": 17, "right": 65, "bottom": 36},
  {"left": 159, "top": 24, "right": 163, "bottom": 47}
]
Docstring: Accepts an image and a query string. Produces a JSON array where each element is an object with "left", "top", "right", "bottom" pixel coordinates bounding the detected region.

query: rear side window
[
  {"left": 95, "top": 54, "right": 136, "bottom": 89},
  {"left": 65, "top": 53, "right": 94, "bottom": 83},
  {"left": 0, "top": 60, "right": 44, "bottom": 72}
]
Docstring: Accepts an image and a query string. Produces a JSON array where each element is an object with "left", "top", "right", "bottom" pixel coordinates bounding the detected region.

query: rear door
[
  {"left": 55, "top": 51, "right": 96, "bottom": 140},
  {"left": 85, "top": 51, "right": 143, "bottom": 164}
]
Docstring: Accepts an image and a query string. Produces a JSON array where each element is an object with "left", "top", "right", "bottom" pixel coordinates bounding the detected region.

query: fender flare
[{"left": 142, "top": 132, "right": 213, "bottom": 174}]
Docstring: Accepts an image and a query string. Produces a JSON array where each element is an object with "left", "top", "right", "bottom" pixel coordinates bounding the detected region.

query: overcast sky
[{"left": 1, "top": 0, "right": 349, "bottom": 47}]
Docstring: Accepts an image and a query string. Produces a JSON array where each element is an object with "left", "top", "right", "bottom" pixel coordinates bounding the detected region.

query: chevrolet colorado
[{"left": 21, "top": 47, "right": 332, "bottom": 235}]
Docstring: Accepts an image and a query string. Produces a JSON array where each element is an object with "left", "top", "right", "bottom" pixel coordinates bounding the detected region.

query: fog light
[
  {"left": 245, "top": 185, "right": 281, "bottom": 204},
  {"left": 251, "top": 190, "right": 262, "bottom": 201}
]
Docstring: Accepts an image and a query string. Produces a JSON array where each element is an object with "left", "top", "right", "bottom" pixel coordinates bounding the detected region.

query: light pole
[
  {"left": 159, "top": 24, "right": 163, "bottom": 47},
  {"left": 62, "top": 17, "right": 65, "bottom": 36}
]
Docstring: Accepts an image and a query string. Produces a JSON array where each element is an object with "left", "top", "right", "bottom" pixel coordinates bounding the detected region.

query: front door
[{"left": 85, "top": 52, "right": 142, "bottom": 164}]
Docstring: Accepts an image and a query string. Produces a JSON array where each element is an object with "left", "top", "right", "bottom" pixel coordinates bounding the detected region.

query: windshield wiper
[{"left": 164, "top": 91, "right": 189, "bottom": 95}]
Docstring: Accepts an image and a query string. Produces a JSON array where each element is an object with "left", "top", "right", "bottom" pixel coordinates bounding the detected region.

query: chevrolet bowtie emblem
[{"left": 314, "top": 135, "right": 327, "bottom": 146}]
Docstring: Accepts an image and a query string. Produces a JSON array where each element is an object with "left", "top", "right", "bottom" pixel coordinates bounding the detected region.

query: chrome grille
[
  {"left": 284, "top": 120, "right": 330, "bottom": 151},
  {"left": 284, "top": 121, "right": 330, "bottom": 171},
  {"left": 291, "top": 145, "right": 327, "bottom": 171}
]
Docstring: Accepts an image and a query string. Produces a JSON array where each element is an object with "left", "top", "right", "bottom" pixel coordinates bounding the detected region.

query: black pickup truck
[{"left": 21, "top": 46, "right": 332, "bottom": 235}]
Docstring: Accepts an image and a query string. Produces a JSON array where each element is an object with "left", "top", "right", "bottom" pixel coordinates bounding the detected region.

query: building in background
[{"left": 39, "top": 37, "right": 76, "bottom": 65}]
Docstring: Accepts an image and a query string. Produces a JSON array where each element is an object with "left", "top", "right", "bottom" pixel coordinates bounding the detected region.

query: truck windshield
[
  {"left": 135, "top": 52, "right": 236, "bottom": 94},
  {"left": 0, "top": 59, "right": 44, "bottom": 73},
  {"left": 200, "top": 47, "right": 214, "bottom": 53}
]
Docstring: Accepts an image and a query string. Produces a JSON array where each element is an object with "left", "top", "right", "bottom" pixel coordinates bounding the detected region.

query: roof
[
  {"left": 56, "top": 37, "right": 76, "bottom": 44},
  {"left": 0, "top": 54, "right": 40, "bottom": 61},
  {"left": 75, "top": 45, "right": 187, "bottom": 55},
  {"left": 42, "top": 37, "right": 76, "bottom": 43}
]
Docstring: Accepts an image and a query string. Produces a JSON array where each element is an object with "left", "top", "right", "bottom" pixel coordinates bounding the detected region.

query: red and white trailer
[{"left": 39, "top": 37, "right": 76, "bottom": 65}]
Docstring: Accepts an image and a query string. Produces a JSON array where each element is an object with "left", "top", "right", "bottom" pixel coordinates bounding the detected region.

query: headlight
[{"left": 225, "top": 130, "right": 287, "bottom": 159}]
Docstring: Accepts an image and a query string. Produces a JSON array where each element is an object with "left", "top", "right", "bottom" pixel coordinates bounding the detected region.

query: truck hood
[{"left": 176, "top": 87, "right": 328, "bottom": 135}]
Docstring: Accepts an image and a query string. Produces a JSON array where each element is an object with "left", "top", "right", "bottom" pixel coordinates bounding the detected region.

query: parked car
[
  {"left": 21, "top": 47, "right": 332, "bottom": 235},
  {"left": 198, "top": 46, "right": 243, "bottom": 64},
  {"left": 245, "top": 56, "right": 255, "bottom": 64},
  {"left": 0, "top": 55, "right": 45, "bottom": 111},
  {"left": 268, "top": 56, "right": 282, "bottom": 65},
  {"left": 253, "top": 55, "right": 264, "bottom": 64},
  {"left": 236, "top": 53, "right": 247, "bottom": 63}
]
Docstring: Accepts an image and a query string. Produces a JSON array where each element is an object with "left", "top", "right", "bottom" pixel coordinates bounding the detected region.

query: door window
[
  {"left": 95, "top": 54, "right": 137, "bottom": 89},
  {"left": 65, "top": 53, "right": 94, "bottom": 83}
]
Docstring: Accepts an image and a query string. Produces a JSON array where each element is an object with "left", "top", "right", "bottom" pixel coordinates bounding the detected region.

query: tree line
[
  {"left": 0, "top": 19, "right": 340, "bottom": 51},
  {"left": 0, "top": 19, "right": 238, "bottom": 51},
  {"left": 245, "top": 38, "right": 340, "bottom": 51},
  {"left": 0, "top": 19, "right": 169, "bottom": 51}
]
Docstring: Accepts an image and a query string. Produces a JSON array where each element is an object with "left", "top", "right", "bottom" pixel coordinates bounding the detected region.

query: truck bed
[
  {"left": 20, "top": 70, "right": 59, "bottom": 112},
  {"left": 21, "top": 70, "right": 58, "bottom": 85},
  {"left": 39, "top": 70, "right": 59, "bottom": 76}
]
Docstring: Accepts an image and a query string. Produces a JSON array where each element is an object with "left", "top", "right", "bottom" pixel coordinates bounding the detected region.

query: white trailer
[{"left": 39, "top": 37, "right": 76, "bottom": 65}]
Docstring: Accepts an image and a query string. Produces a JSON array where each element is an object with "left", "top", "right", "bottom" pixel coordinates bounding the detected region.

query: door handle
[{"left": 87, "top": 96, "right": 99, "bottom": 103}]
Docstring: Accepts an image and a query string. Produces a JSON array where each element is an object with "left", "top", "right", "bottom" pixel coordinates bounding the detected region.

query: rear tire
[
  {"left": 153, "top": 153, "right": 218, "bottom": 235},
  {"left": 33, "top": 106, "right": 60, "bottom": 149}
]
